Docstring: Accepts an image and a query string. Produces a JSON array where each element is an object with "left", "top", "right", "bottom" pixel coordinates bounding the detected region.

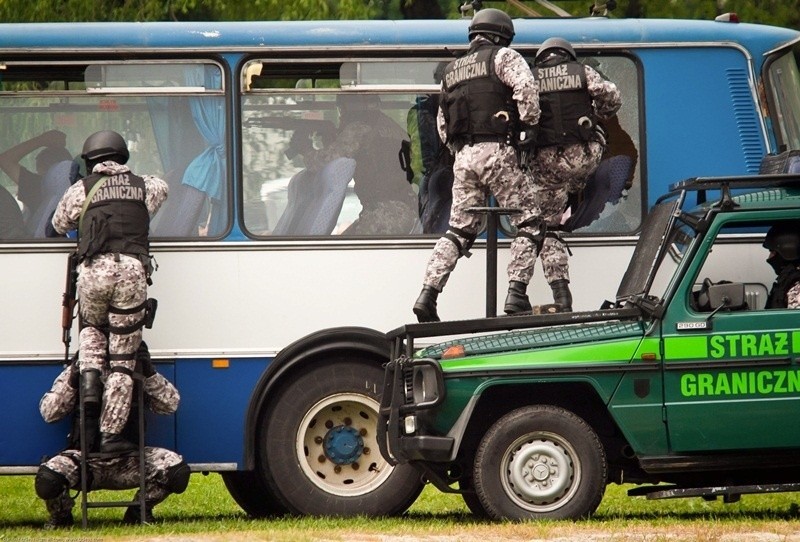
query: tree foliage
[{"left": 0, "top": 0, "right": 795, "bottom": 28}]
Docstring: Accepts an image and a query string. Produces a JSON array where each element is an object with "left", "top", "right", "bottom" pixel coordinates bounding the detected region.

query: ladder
[{"left": 77, "top": 371, "right": 147, "bottom": 528}]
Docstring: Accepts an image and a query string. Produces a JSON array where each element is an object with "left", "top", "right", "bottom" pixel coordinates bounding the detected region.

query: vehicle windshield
[
  {"left": 766, "top": 40, "right": 800, "bottom": 150},
  {"left": 616, "top": 199, "right": 698, "bottom": 302}
]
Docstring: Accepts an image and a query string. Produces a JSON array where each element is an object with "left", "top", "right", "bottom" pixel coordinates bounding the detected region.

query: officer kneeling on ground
[{"left": 34, "top": 342, "right": 189, "bottom": 529}]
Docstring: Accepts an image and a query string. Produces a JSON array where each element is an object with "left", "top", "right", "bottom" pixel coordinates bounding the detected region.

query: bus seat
[
  {"left": 27, "top": 160, "right": 78, "bottom": 238},
  {"left": 272, "top": 157, "right": 354, "bottom": 236},
  {"left": 304, "top": 157, "right": 354, "bottom": 235},
  {"left": 153, "top": 183, "right": 206, "bottom": 237},
  {"left": 271, "top": 169, "right": 315, "bottom": 236}
]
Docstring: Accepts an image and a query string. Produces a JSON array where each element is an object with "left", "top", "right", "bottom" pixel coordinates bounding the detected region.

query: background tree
[{"left": 0, "top": 0, "right": 794, "bottom": 27}]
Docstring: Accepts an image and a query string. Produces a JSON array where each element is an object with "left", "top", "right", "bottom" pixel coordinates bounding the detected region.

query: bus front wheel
[{"left": 260, "top": 359, "right": 423, "bottom": 516}]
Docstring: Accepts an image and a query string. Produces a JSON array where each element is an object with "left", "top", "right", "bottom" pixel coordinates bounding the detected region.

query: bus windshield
[{"left": 766, "top": 40, "right": 800, "bottom": 150}]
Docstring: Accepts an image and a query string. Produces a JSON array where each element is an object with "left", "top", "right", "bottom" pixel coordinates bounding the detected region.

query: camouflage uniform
[
  {"left": 52, "top": 161, "right": 168, "bottom": 436},
  {"left": 423, "top": 37, "right": 540, "bottom": 292},
  {"left": 789, "top": 282, "right": 800, "bottom": 309},
  {"left": 38, "top": 362, "right": 184, "bottom": 524},
  {"left": 530, "top": 64, "right": 622, "bottom": 288}
]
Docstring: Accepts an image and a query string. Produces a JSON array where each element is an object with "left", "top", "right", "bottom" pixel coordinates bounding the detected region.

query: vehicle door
[{"left": 661, "top": 215, "right": 800, "bottom": 452}]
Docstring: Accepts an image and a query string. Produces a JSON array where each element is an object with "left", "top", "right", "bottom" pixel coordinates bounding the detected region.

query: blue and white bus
[{"left": 1, "top": 14, "right": 799, "bottom": 517}]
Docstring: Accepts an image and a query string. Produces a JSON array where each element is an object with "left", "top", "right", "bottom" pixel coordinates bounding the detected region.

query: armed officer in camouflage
[
  {"left": 764, "top": 220, "right": 800, "bottom": 309},
  {"left": 529, "top": 37, "right": 621, "bottom": 311},
  {"left": 34, "top": 343, "right": 189, "bottom": 528},
  {"left": 51, "top": 130, "right": 168, "bottom": 454},
  {"left": 413, "top": 8, "right": 541, "bottom": 322}
]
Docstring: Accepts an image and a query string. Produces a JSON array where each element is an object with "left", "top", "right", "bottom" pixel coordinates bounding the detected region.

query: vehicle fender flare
[{"left": 242, "top": 326, "right": 390, "bottom": 470}]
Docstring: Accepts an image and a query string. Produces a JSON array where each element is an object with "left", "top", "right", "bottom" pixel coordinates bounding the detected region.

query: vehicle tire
[
  {"left": 458, "top": 478, "right": 490, "bottom": 518},
  {"left": 473, "top": 405, "right": 606, "bottom": 520},
  {"left": 260, "top": 359, "right": 424, "bottom": 516},
  {"left": 221, "top": 470, "right": 288, "bottom": 517}
]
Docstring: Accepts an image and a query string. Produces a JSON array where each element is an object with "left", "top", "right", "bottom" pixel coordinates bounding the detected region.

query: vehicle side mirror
[{"left": 708, "top": 282, "right": 746, "bottom": 313}]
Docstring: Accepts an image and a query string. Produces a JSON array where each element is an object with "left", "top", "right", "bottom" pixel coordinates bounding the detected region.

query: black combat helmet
[
  {"left": 81, "top": 130, "right": 129, "bottom": 165},
  {"left": 535, "top": 37, "right": 577, "bottom": 65},
  {"left": 468, "top": 8, "right": 515, "bottom": 44},
  {"left": 763, "top": 220, "right": 800, "bottom": 262}
]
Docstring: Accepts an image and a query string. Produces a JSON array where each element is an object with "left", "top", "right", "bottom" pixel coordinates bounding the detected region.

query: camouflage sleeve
[
  {"left": 788, "top": 282, "right": 800, "bottom": 309},
  {"left": 144, "top": 175, "right": 169, "bottom": 216},
  {"left": 144, "top": 373, "right": 180, "bottom": 415},
  {"left": 39, "top": 367, "right": 77, "bottom": 423},
  {"left": 304, "top": 121, "right": 371, "bottom": 171},
  {"left": 494, "top": 48, "right": 540, "bottom": 126},
  {"left": 51, "top": 182, "right": 86, "bottom": 235},
  {"left": 436, "top": 104, "right": 447, "bottom": 146},
  {"left": 585, "top": 65, "right": 622, "bottom": 120}
]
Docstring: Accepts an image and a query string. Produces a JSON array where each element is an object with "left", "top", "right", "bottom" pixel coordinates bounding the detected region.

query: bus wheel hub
[{"left": 324, "top": 425, "right": 364, "bottom": 464}]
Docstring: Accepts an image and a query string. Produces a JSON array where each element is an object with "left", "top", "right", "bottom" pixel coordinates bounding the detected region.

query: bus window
[
  {"left": 766, "top": 44, "right": 800, "bottom": 151},
  {"left": 0, "top": 61, "right": 228, "bottom": 240},
  {"left": 241, "top": 59, "right": 445, "bottom": 237},
  {"left": 492, "top": 53, "right": 643, "bottom": 237}
]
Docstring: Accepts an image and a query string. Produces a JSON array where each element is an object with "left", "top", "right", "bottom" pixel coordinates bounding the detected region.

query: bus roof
[{"left": 0, "top": 18, "right": 796, "bottom": 54}]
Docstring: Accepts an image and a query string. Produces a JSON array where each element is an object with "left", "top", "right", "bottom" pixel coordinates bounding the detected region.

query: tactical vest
[
  {"left": 766, "top": 264, "right": 800, "bottom": 309},
  {"left": 442, "top": 44, "right": 516, "bottom": 143},
  {"left": 77, "top": 172, "right": 150, "bottom": 262},
  {"left": 534, "top": 59, "right": 593, "bottom": 147}
]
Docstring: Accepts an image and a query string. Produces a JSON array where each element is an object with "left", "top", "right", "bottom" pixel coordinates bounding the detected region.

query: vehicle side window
[
  {"left": 689, "top": 221, "right": 784, "bottom": 312},
  {"left": 0, "top": 61, "right": 228, "bottom": 240},
  {"left": 240, "top": 59, "right": 449, "bottom": 238}
]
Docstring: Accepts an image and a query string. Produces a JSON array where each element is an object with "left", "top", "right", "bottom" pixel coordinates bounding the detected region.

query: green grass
[{"left": 2, "top": 473, "right": 800, "bottom": 540}]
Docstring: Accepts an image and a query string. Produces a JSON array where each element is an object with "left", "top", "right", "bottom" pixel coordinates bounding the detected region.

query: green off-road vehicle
[{"left": 378, "top": 173, "right": 800, "bottom": 521}]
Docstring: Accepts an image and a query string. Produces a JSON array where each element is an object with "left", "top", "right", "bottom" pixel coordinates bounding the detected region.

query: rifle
[{"left": 61, "top": 251, "right": 79, "bottom": 363}]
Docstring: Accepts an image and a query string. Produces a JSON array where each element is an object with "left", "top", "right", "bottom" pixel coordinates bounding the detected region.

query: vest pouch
[{"left": 78, "top": 211, "right": 112, "bottom": 262}]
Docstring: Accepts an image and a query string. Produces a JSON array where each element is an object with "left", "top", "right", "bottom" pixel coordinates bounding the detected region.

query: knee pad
[
  {"left": 35, "top": 465, "right": 68, "bottom": 500},
  {"left": 165, "top": 461, "right": 190, "bottom": 494},
  {"left": 444, "top": 227, "right": 477, "bottom": 258}
]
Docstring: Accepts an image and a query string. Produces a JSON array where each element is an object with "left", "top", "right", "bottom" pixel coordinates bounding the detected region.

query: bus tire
[
  {"left": 221, "top": 470, "right": 288, "bottom": 517},
  {"left": 260, "top": 359, "right": 424, "bottom": 516},
  {"left": 473, "top": 405, "right": 606, "bottom": 521}
]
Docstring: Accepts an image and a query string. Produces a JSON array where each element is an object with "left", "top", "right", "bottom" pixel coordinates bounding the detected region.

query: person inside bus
[
  {"left": 763, "top": 220, "right": 800, "bottom": 309},
  {"left": 51, "top": 130, "right": 169, "bottom": 455},
  {"left": 35, "top": 342, "right": 189, "bottom": 529},
  {"left": 527, "top": 37, "right": 622, "bottom": 312},
  {"left": 286, "top": 93, "right": 418, "bottom": 235},
  {"left": 0, "top": 129, "right": 76, "bottom": 237},
  {"left": 413, "top": 8, "right": 542, "bottom": 322}
]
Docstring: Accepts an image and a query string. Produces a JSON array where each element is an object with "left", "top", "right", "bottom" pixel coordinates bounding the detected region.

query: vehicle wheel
[
  {"left": 474, "top": 405, "right": 606, "bottom": 520},
  {"left": 260, "top": 359, "right": 424, "bottom": 516},
  {"left": 459, "top": 479, "right": 490, "bottom": 518},
  {"left": 221, "top": 470, "right": 288, "bottom": 517}
]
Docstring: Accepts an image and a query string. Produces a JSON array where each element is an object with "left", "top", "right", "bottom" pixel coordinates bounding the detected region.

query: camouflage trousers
[
  {"left": 528, "top": 141, "right": 605, "bottom": 284},
  {"left": 423, "top": 142, "right": 540, "bottom": 290},
  {"left": 41, "top": 447, "right": 184, "bottom": 519},
  {"left": 78, "top": 253, "right": 147, "bottom": 434}
]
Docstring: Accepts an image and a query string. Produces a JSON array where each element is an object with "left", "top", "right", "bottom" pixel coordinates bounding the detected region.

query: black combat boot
[
  {"left": 413, "top": 285, "right": 440, "bottom": 322},
  {"left": 550, "top": 279, "right": 573, "bottom": 312},
  {"left": 43, "top": 512, "right": 74, "bottom": 530},
  {"left": 504, "top": 280, "right": 532, "bottom": 315},
  {"left": 123, "top": 503, "right": 156, "bottom": 525},
  {"left": 100, "top": 432, "right": 138, "bottom": 454},
  {"left": 81, "top": 369, "right": 103, "bottom": 412}
]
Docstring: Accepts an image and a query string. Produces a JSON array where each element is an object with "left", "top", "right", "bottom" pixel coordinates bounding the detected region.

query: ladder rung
[{"left": 85, "top": 500, "right": 140, "bottom": 508}]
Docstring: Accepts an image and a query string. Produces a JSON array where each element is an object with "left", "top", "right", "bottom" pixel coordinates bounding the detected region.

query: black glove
[
  {"left": 285, "top": 130, "right": 314, "bottom": 159},
  {"left": 137, "top": 341, "right": 155, "bottom": 377},
  {"left": 68, "top": 361, "right": 80, "bottom": 389}
]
